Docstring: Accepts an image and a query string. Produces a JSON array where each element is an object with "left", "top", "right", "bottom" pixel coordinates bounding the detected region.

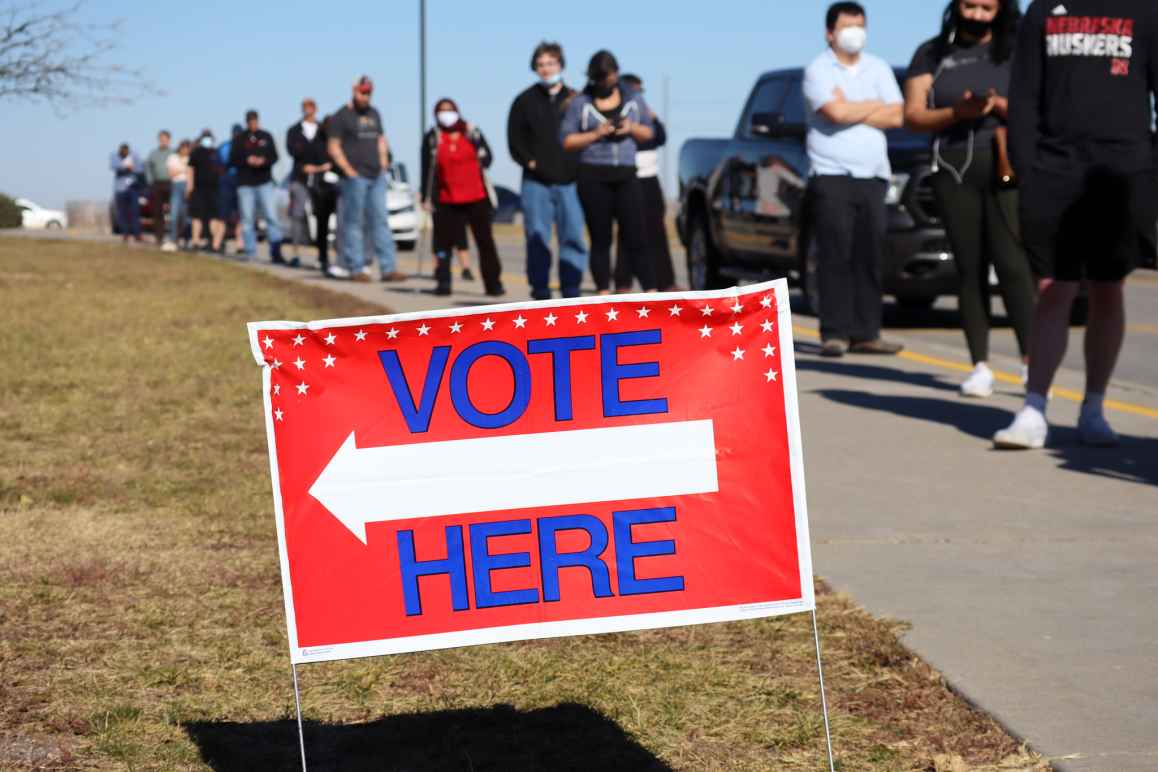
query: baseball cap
[{"left": 354, "top": 75, "right": 374, "bottom": 94}]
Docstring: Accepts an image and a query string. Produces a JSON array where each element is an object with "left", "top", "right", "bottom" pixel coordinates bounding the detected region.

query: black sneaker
[
  {"left": 461, "top": 267, "right": 475, "bottom": 281},
  {"left": 434, "top": 284, "right": 452, "bottom": 296}
]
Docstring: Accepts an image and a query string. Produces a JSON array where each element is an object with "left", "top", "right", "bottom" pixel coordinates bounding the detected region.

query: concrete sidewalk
[{"left": 10, "top": 231, "right": 1158, "bottom": 769}]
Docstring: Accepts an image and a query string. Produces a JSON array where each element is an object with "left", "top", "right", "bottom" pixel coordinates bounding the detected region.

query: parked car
[
  {"left": 493, "top": 185, "right": 522, "bottom": 224},
  {"left": 16, "top": 199, "right": 68, "bottom": 230},
  {"left": 274, "top": 163, "right": 418, "bottom": 251},
  {"left": 678, "top": 67, "right": 959, "bottom": 310}
]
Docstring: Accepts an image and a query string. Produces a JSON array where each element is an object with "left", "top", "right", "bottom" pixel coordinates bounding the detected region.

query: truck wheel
[
  {"left": 686, "top": 214, "right": 725, "bottom": 290},
  {"left": 799, "top": 238, "right": 822, "bottom": 318}
]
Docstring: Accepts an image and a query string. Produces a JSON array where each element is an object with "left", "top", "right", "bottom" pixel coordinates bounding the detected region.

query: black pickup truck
[{"left": 677, "top": 67, "right": 959, "bottom": 310}]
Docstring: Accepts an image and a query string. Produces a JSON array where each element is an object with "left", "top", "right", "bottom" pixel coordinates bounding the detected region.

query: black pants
[
  {"left": 578, "top": 171, "right": 655, "bottom": 292},
  {"left": 809, "top": 175, "right": 887, "bottom": 343},
  {"left": 930, "top": 144, "right": 1035, "bottom": 363},
  {"left": 311, "top": 185, "right": 337, "bottom": 265},
  {"left": 149, "top": 181, "right": 171, "bottom": 243},
  {"left": 434, "top": 199, "right": 503, "bottom": 294},
  {"left": 616, "top": 175, "right": 675, "bottom": 291}
]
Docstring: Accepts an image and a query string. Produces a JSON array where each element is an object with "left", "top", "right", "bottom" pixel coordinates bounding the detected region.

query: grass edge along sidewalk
[{"left": 0, "top": 239, "right": 1046, "bottom": 770}]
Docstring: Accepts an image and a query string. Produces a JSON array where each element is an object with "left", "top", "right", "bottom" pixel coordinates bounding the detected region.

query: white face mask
[
  {"left": 835, "top": 25, "right": 867, "bottom": 55},
  {"left": 436, "top": 111, "right": 460, "bottom": 128}
]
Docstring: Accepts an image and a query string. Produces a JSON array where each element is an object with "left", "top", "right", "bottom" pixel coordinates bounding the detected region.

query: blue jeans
[
  {"left": 238, "top": 182, "right": 283, "bottom": 256},
  {"left": 339, "top": 174, "right": 396, "bottom": 274},
  {"left": 521, "top": 175, "right": 588, "bottom": 299},
  {"left": 115, "top": 189, "right": 140, "bottom": 237},
  {"left": 168, "top": 182, "right": 187, "bottom": 243}
]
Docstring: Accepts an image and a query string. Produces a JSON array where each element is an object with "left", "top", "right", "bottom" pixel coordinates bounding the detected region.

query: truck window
[
  {"left": 740, "top": 77, "right": 788, "bottom": 136},
  {"left": 781, "top": 77, "right": 806, "bottom": 126}
]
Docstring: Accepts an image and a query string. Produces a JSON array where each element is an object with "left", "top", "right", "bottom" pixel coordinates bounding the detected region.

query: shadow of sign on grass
[{"left": 184, "top": 702, "right": 671, "bottom": 772}]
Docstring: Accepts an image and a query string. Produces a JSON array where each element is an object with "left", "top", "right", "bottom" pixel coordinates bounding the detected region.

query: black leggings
[
  {"left": 311, "top": 186, "right": 337, "bottom": 264},
  {"left": 577, "top": 170, "right": 655, "bottom": 292},
  {"left": 930, "top": 143, "right": 1035, "bottom": 363},
  {"left": 616, "top": 175, "right": 675, "bottom": 291},
  {"left": 433, "top": 199, "right": 503, "bottom": 294}
]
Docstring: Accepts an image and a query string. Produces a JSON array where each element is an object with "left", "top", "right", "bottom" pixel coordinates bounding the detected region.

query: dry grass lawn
[{"left": 0, "top": 239, "right": 1048, "bottom": 770}]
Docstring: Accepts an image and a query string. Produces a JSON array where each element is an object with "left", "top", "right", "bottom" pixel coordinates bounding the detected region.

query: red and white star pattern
[{"left": 257, "top": 290, "right": 783, "bottom": 425}]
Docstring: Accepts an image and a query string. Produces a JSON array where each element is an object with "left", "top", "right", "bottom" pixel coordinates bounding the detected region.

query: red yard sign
[{"left": 248, "top": 280, "right": 813, "bottom": 664}]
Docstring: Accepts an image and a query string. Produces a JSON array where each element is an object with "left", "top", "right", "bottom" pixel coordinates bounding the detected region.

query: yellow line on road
[{"left": 792, "top": 324, "right": 1158, "bottom": 420}]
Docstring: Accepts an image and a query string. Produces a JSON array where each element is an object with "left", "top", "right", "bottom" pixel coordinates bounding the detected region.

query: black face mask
[
  {"left": 957, "top": 16, "right": 993, "bottom": 40},
  {"left": 592, "top": 82, "right": 615, "bottom": 99}
]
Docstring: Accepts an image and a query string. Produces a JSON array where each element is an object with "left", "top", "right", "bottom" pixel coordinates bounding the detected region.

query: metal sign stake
[
  {"left": 811, "top": 609, "right": 836, "bottom": 771},
  {"left": 292, "top": 663, "right": 308, "bottom": 771}
]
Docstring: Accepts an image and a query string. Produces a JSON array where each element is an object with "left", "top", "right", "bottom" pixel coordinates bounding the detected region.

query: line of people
[
  {"left": 109, "top": 76, "right": 405, "bottom": 283},
  {"left": 807, "top": 0, "right": 1155, "bottom": 449}
]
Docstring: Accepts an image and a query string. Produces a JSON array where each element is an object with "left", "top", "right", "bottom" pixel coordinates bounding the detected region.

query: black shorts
[
  {"left": 1020, "top": 166, "right": 1156, "bottom": 282},
  {"left": 189, "top": 186, "right": 219, "bottom": 221}
]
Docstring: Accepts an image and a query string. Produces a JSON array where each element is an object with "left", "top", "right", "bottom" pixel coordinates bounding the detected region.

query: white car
[
  {"left": 17, "top": 199, "right": 68, "bottom": 230},
  {"left": 275, "top": 163, "right": 418, "bottom": 251}
]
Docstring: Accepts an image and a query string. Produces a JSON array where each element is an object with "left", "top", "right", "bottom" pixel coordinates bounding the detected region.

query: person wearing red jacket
[{"left": 420, "top": 98, "right": 505, "bottom": 297}]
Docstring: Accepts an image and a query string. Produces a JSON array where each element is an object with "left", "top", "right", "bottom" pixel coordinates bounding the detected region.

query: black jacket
[
  {"left": 285, "top": 121, "right": 331, "bottom": 185},
  {"left": 229, "top": 129, "right": 278, "bottom": 187},
  {"left": 421, "top": 125, "right": 494, "bottom": 207},
  {"left": 507, "top": 83, "right": 579, "bottom": 184}
]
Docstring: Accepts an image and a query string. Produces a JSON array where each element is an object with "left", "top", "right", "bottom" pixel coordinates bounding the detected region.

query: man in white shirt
[{"left": 804, "top": 1, "right": 905, "bottom": 357}]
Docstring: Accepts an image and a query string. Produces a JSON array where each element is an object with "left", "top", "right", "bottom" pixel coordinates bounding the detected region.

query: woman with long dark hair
[
  {"left": 560, "top": 50, "right": 656, "bottom": 294},
  {"left": 420, "top": 98, "right": 504, "bottom": 297},
  {"left": 904, "top": 0, "right": 1035, "bottom": 398}
]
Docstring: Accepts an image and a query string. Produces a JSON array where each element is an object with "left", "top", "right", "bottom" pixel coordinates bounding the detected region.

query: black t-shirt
[
  {"left": 908, "top": 37, "right": 1011, "bottom": 149},
  {"left": 188, "top": 145, "right": 222, "bottom": 189},
  {"left": 326, "top": 104, "right": 385, "bottom": 179},
  {"left": 1009, "top": 0, "right": 1158, "bottom": 176}
]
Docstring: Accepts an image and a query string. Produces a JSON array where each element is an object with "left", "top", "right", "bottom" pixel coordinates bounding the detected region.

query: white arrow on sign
[{"left": 308, "top": 420, "right": 720, "bottom": 543}]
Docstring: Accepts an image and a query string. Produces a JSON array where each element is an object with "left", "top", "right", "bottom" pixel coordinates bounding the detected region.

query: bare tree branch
[{"left": 0, "top": 1, "right": 160, "bottom": 109}]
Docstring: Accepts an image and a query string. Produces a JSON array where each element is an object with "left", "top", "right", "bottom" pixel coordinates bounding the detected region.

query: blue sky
[{"left": 4, "top": 0, "right": 960, "bottom": 209}]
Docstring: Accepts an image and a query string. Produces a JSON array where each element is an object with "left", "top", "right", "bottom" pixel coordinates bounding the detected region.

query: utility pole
[{"left": 419, "top": 0, "right": 427, "bottom": 142}]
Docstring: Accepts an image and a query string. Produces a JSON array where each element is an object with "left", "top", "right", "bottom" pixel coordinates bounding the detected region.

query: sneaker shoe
[
  {"left": 351, "top": 272, "right": 373, "bottom": 283},
  {"left": 434, "top": 284, "right": 452, "bottom": 296},
  {"left": 960, "top": 364, "right": 995, "bottom": 398},
  {"left": 381, "top": 271, "right": 408, "bottom": 283},
  {"left": 819, "top": 339, "right": 848, "bottom": 358},
  {"left": 485, "top": 285, "right": 506, "bottom": 298},
  {"left": 993, "top": 407, "right": 1049, "bottom": 450},
  {"left": 461, "top": 267, "right": 475, "bottom": 281},
  {"left": 325, "top": 264, "right": 351, "bottom": 279},
  {"left": 1078, "top": 412, "right": 1119, "bottom": 448},
  {"left": 849, "top": 338, "right": 904, "bottom": 355},
  {"left": 161, "top": 241, "right": 177, "bottom": 253}
]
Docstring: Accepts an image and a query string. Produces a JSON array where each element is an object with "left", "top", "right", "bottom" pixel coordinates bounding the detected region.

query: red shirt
[{"left": 436, "top": 132, "right": 486, "bottom": 205}]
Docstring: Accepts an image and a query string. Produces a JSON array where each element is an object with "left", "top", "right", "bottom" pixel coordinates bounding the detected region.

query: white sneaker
[
  {"left": 960, "top": 364, "right": 994, "bottom": 398},
  {"left": 161, "top": 241, "right": 177, "bottom": 253},
  {"left": 1078, "top": 412, "right": 1119, "bottom": 447},
  {"left": 993, "top": 407, "right": 1049, "bottom": 449},
  {"left": 325, "top": 264, "right": 351, "bottom": 279}
]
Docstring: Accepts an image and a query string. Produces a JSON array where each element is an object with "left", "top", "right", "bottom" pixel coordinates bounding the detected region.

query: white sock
[
  {"left": 1025, "top": 391, "right": 1048, "bottom": 417},
  {"left": 1082, "top": 393, "right": 1105, "bottom": 418}
]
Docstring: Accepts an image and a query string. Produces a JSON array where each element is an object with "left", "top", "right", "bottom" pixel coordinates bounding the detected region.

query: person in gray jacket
[{"left": 561, "top": 50, "right": 656, "bottom": 293}]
